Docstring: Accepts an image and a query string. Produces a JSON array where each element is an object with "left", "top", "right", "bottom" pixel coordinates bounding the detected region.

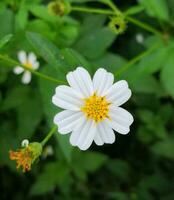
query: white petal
[
  {"left": 93, "top": 68, "right": 114, "bottom": 96},
  {"left": 18, "top": 50, "right": 27, "bottom": 64},
  {"left": 66, "top": 67, "right": 94, "bottom": 98},
  {"left": 32, "top": 61, "right": 39, "bottom": 70},
  {"left": 97, "top": 122, "right": 115, "bottom": 144},
  {"left": 106, "top": 107, "right": 133, "bottom": 135},
  {"left": 52, "top": 85, "right": 83, "bottom": 111},
  {"left": 70, "top": 116, "right": 86, "bottom": 146},
  {"left": 106, "top": 80, "right": 132, "bottom": 106},
  {"left": 28, "top": 52, "right": 37, "bottom": 64},
  {"left": 21, "top": 71, "right": 31, "bottom": 84},
  {"left": 77, "top": 120, "right": 96, "bottom": 150},
  {"left": 54, "top": 110, "right": 83, "bottom": 134},
  {"left": 110, "top": 106, "right": 134, "bottom": 126},
  {"left": 94, "top": 133, "right": 104, "bottom": 146},
  {"left": 13, "top": 66, "right": 24, "bottom": 74},
  {"left": 70, "top": 118, "right": 96, "bottom": 150}
]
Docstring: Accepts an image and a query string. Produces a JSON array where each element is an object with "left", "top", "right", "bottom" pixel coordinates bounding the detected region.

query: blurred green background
[{"left": 0, "top": 0, "right": 174, "bottom": 199}]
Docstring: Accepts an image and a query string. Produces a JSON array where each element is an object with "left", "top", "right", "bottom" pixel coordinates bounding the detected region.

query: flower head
[
  {"left": 52, "top": 67, "right": 134, "bottom": 150},
  {"left": 9, "top": 142, "right": 42, "bottom": 172},
  {"left": 48, "top": 0, "right": 71, "bottom": 16},
  {"left": 13, "top": 50, "right": 39, "bottom": 84},
  {"left": 108, "top": 15, "right": 127, "bottom": 34}
]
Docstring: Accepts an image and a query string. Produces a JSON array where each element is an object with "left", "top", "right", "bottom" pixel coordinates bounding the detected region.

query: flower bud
[
  {"left": 108, "top": 15, "right": 127, "bottom": 34},
  {"left": 48, "top": 0, "right": 71, "bottom": 16}
]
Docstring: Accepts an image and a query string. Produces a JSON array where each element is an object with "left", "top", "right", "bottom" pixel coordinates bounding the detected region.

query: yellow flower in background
[
  {"left": 52, "top": 67, "right": 134, "bottom": 150},
  {"left": 13, "top": 50, "right": 39, "bottom": 84}
]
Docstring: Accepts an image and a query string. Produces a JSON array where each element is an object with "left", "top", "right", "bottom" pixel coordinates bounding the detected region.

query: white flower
[
  {"left": 52, "top": 67, "right": 134, "bottom": 150},
  {"left": 13, "top": 50, "right": 39, "bottom": 84}
]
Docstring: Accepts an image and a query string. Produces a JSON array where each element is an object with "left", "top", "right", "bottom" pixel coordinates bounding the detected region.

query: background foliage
[{"left": 0, "top": 0, "right": 174, "bottom": 199}]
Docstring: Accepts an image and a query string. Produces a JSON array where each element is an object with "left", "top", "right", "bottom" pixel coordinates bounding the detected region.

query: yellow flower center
[
  {"left": 81, "top": 93, "right": 111, "bottom": 123},
  {"left": 24, "top": 62, "right": 32, "bottom": 69}
]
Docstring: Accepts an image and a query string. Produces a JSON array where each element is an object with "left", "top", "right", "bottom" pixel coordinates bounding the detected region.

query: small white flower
[
  {"left": 13, "top": 50, "right": 39, "bottom": 84},
  {"left": 135, "top": 33, "right": 144, "bottom": 44},
  {"left": 52, "top": 67, "right": 134, "bottom": 150}
]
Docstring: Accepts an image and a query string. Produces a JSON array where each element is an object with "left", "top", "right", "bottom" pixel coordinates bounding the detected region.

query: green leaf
[
  {"left": 0, "top": 121, "right": 18, "bottom": 168},
  {"left": 26, "top": 32, "right": 69, "bottom": 76},
  {"left": 160, "top": 52, "right": 174, "bottom": 98},
  {"left": 0, "top": 85, "right": 30, "bottom": 111},
  {"left": 27, "top": 19, "right": 55, "bottom": 40},
  {"left": 75, "top": 27, "right": 116, "bottom": 59},
  {"left": 72, "top": 151, "right": 107, "bottom": 180},
  {"left": 30, "top": 162, "right": 70, "bottom": 195},
  {"left": 124, "top": 5, "right": 144, "bottom": 16},
  {"left": 28, "top": 5, "right": 58, "bottom": 24},
  {"left": 92, "top": 53, "right": 126, "bottom": 74},
  {"left": 107, "top": 159, "right": 130, "bottom": 181},
  {"left": 137, "top": 45, "right": 170, "bottom": 75},
  {"left": 138, "top": 0, "right": 170, "bottom": 21},
  {"left": 15, "top": 0, "right": 28, "bottom": 31},
  {"left": 151, "top": 138, "right": 174, "bottom": 159},
  {"left": 0, "top": 8, "right": 14, "bottom": 39},
  {"left": 137, "top": 109, "right": 167, "bottom": 140},
  {"left": 39, "top": 65, "right": 73, "bottom": 161},
  {"left": 0, "top": 34, "right": 13, "bottom": 49},
  {"left": 130, "top": 74, "right": 164, "bottom": 96},
  {"left": 60, "top": 48, "right": 91, "bottom": 70},
  {"left": 16, "top": 90, "right": 43, "bottom": 140}
]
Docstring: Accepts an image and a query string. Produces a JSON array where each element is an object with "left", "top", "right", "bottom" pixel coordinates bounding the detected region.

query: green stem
[
  {"left": 41, "top": 125, "right": 57, "bottom": 146},
  {"left": 0, "top": 54, "right": 65, "bottom": 84},
  {"left": 71, "top": 6, "right": 162, "bottom": 36},
  {"left": 115, "top": 43, "right": 159, "bottom": 77},
  {"left": 71, "top": 6, "right": 113, "bottom": 15},
  {"left": 125, "top": 16, "right": 162, "bottom": 37}
]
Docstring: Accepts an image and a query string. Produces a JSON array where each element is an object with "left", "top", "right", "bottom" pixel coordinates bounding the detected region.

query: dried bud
[
  {"left": 108, "top": 15, "right": 127, "bottom": 35},
  {"left": 9, "top": 142, "right": 42, "bottom": 172},
  {"left": 48, "top": 0, "right": 71, "bottom": 16}
]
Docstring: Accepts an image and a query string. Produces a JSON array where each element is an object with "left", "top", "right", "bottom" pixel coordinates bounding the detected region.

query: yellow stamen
[
  {"left": 24, "top": 62, "right": 32, "bottom": 69},
  {"left": 9, "top": 147, "right": 33, "bottom": 172},
  {"left": 81, "top": 93, "right": 111, "bottom": 123}
]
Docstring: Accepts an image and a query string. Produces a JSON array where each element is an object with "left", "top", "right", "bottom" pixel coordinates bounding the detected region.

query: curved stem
[
  {"left": 0, "top": 54, "right": 65, "bottom": 84},
  {"left": 115, "top": 43, "right": 159, "bottom": 77},
  {"left": 71, "top": 6, "right": 163, "bottom": 37},
  {"left": 41, "top": 125, "right": 57, "bottom": 147}
]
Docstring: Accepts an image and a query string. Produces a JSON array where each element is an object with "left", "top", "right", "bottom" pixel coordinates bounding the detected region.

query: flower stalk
[
  {"left": 71, "top": 5, "right": 163, "bottom": 37},
  {"left": 0, "top": 54, "right": 65, "bottom": 84},
  {"left": 41, "top": 125, "right": 57, "bottom": 147}
]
